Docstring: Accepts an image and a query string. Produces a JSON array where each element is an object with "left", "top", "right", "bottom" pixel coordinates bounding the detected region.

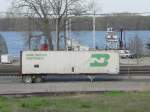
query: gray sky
[
  {"left": 99, "top": 0, "right": 150, "bottom": 13},
  {"left": 0, "top": 0, "right": 11, "bottom": 12},
  {"left": 0, "top": 0, "right": 150, "bottom": 13}
]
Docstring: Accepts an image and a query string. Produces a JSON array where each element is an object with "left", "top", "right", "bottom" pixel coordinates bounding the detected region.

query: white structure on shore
[
  {"left": 67, "top": 39, "right": 89, "bottom": 51},
  {"left": 106, "top": 28, "right": 119, "bottom": 49}
]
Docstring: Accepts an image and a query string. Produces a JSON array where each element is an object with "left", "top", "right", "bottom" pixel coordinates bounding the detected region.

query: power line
[{"left": 0, "top": 11, "right": 150, "bottom": 17}]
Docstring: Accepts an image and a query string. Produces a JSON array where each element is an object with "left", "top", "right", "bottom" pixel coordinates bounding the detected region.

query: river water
[{"left": 0, "top": 31, "right": 150, "bottom": 55}]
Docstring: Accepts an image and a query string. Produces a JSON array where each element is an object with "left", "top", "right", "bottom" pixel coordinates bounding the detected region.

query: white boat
[{"left": 106, "top": 27, "right": 119, "bottom": 49}]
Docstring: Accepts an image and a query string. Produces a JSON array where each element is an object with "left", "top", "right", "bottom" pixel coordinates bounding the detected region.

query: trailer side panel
[{"left": 22, "top": 51, "right": 119, "bottom": 75}]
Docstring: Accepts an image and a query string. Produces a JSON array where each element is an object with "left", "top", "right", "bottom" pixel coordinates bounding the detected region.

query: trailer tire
[
  {"left": 34, "top": 76, "right": 42, "bottom": 83},
  {"left": 22, "top": 75, "right": 33, "bottom": 83}
]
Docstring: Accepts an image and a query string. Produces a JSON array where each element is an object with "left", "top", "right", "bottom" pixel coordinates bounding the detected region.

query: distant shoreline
[{"left": 0, "top": 15, "right": 150, "bottom": 31}]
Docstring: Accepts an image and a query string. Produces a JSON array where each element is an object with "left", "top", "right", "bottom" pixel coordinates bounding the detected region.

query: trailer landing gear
[
  {"left": 87, "top": 76, "right": 95, "bottom": 82},
  {"left": 22, "top": 75, "right": 33, "bottom": 83}
]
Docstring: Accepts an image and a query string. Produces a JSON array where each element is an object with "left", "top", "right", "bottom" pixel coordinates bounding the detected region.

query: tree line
[{"left": 0, "top": 14, "right": 150, "bottom": 31}]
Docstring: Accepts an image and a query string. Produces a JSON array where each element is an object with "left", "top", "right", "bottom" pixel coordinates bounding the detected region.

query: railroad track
[
  {"left": 120, "top": 65, "right": 150, "bottom": 75},
  {"left": 0, "top": 64, "right": 20, "bottom": 74},
  {"left": 0, "top": 64, "right": 150, "bottom": 76}
]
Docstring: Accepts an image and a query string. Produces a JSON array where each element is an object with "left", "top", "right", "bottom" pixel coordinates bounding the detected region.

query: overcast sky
[{"left": 0, "top": 0, "right": 150, "bottom": 13}]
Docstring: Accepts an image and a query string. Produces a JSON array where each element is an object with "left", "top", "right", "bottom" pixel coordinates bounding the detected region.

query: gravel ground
[
  {"left": 0, "top": 74, "right": 150, "bottom": 95},
  {"left": 0, "top": 81, "right": 150, "bottom": 95}
]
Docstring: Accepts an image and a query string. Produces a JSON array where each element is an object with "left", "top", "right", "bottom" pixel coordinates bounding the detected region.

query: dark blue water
[{"left": 0, "top": 31, "right": 150, "bottom": 55}]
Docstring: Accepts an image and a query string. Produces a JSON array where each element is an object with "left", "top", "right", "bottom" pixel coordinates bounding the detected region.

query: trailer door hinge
[{"left": 72, "top": 67, "right": 74, "bottom": 72}]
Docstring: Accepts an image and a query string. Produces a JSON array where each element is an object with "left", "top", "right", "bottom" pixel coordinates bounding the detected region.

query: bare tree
[
  {"left": 53, "top": 0, "right": 83, "bottom": 50},
  {"left": 10, "top": 0, "right": 90, "bottom": 50},
  {"left": 128, "top": 35, "right": 144, "bottom": 64},
  {"left": 10, "top": 0, "right": 53, "bottom": 50}
]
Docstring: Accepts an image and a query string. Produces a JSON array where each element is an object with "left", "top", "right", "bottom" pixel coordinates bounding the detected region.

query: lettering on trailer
[
  {"left": 90, "top": 54, "right": 110, "bottom": 67},
  {"left": 26, "top": 53, "right": 48, "bottom": 60}
]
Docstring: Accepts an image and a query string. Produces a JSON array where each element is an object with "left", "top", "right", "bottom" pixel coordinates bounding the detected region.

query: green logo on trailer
[{"left": 90, "top": 54, "right": 110, "bottom": 67}]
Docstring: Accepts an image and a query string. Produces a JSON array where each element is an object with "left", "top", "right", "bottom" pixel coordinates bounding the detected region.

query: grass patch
[
  {"left": 20, "top": 97, "right": 50, "bottom": 109},
  {"left": 0, "top": 92, "right": 150, "bottom": 112},
  {"left": 103, "top": 91, "right": 125, "bottom": 96},
  {"left": 0, "top": 97, "right": 12, "bottom": 112}
]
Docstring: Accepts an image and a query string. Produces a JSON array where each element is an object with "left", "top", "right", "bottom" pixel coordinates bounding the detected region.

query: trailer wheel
[
  {"left": 34, "top": 76, "right": 42, "bottom": 83},
  {"left": 22, "top": 75, "right": 33, "bottom": 83}
]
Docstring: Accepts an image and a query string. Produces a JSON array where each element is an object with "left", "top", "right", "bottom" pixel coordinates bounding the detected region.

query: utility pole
[
  {"left": 65, "top": 0, "right": 69, "bottom": 51},
  {"left": 120, "top": 28, "right": 124, "bottom": 49},
  {"left": 56, "top": 17, "right": 58, "bottom": 51},
  {"left": 93, "top": 0, "right": 96, "bottom": 50},
  {"left": 69, "top": 17, "right": 72, "bottom": 48},
  {"left": 28, "top": 16, "right": 32, "bottom": 50}
]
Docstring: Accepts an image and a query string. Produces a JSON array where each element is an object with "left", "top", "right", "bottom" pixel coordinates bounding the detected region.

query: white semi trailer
[{"left": 21, "top": 51, "right": 120, "bottom": 83}]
